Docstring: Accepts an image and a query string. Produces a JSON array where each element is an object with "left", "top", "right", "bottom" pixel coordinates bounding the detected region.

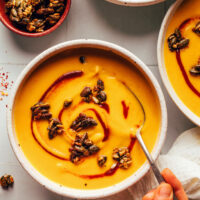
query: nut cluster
[
  {"left": 31, "top": 102, "right": 52, "bottom": 120},
  {"left": 5, "top": 0, "right": 65, "bottom": 33},
  {"left": 69, "top": 133, "right": 100, "bottom": 164},
  {"left": 97, "top": 155, "right": 107, "bottom": 167},
  {"left": 80, "top": 79, "right": 107, "bottom": 104},
  {"left": 47, "top": 118, "right": 64, "bottom": 139},
  {"left": 193, "top": 21, "right": 200, "bottom": 36},
  {"left": 112, "top": 147, "right": 132, "bottom": 169},
  {"left": 70, "top": 113, "right": 97, "bottom": 132},
  {"left": 168, "top": 28, "right": 189, "bottom": 52},
  {"left": 0, "top": 174, "right": 14, "bottom": 189}
]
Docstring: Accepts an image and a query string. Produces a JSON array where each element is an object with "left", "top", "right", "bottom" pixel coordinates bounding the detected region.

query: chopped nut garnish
[
  {"left": 80, "top": 79, "right": 107, "bottom": 104},
  {"left": 0, "top": 174, "right": 14, "bottom": 189},
  {"left": 96, "top": 91, "right": 107, "bottom": 103},
  {"left": 31, "top": 102, "right": 52, "bottom": 120},
  {"left": 64, "top": 98, "right": 73, "bottom": 108},
  {"left": 47, "top": 118, "right": 64, "bottom": 139},
  {"left": 70, "top": 113, "right": 97, "bottom": 132},
  {"left": 168, "top": 28, "right": 189, "bottom": 52},
  {"left": 112, "top": 147, "right": 132, "bottom": 169},
  {"left": 5, "top": 0, "right": 65, "bottom": 33},
  {"left": 80, "top": 87, "right": 92, "bottom": 103},
  {"left": 69, "top": 133, "right": 100, "bottom": 164},
  {"left": 93, "top": 79, "right": 107, "bottom": 104},
  {"left": 97, "top": 155, "right": 107, "bottom": 167},
  {"left": 189, "top": 57, "right": 200, "bottom": 76},
  {"left": 193, "top": 21, "right": 200, "bottom": 36},
  {"left": 190, "top": 65, "right": 200, "bottom": 76},
  {"left": 94, "top": 79, "right": 104, "bottom": 92}
]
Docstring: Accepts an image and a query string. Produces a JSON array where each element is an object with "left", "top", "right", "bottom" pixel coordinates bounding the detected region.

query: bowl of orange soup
[
  {"left": 7, "top": 39, "right": 167, "bottom": 198},
  {"left": 158, "top": 0, "right": 200, "bottom": 125}
]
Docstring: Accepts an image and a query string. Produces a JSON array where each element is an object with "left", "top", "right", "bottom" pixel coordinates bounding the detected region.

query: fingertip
[
  {"left": 155, "top": 183, "right": 173, "bottom": 200},
  {"left": 161, "top": 168, "right": 172, "bottom": 178},
  {"left": 161, "top": 168, "right": 182, "bottom": 190}
]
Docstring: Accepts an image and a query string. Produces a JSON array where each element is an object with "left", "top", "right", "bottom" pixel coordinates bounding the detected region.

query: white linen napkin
[{"left": 157, "top": 127, "right": 200, "bottom": 199}]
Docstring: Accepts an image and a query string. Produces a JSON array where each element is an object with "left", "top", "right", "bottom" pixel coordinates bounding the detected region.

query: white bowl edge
[
  {"left": 157, "top": 0, "right": 200, "bottom": 126},
  {"left": 7, "top": 39, "right": 167, "bottom": 199},
  {"left": 105, "top": 0, "right": 165, "bottom": 7}
]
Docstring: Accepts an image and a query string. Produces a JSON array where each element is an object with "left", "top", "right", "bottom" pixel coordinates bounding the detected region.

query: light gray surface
[{"left": 0, "top": 0, "right": 195, "bottom": 199}]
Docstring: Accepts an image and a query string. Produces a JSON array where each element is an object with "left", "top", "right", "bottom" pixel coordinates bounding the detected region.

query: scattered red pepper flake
[{"left": 0, "top": 68, "right": 14, "bottom": 101}]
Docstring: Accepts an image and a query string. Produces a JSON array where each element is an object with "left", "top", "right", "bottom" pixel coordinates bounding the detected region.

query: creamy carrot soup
[
  {"left": 14, "top": 48, "right": 161, "bottom": 189},
  {"left": 164, "top": 0, "right": 200, "bottom": 116}
]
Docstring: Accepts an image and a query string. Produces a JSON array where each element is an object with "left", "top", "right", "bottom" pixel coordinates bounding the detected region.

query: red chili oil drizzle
[
  {"left": 175, "top": 17, "right": 200, "bottom": 98},
  {"left": 176, "top": 50, "right": 200, "bottom": 97},
  {"left": 79, "top": 163, "right": 119, "bottom": 179},
  {"left": 68, "top": 137, "right": 136, "bottom": 179},
  {"left": 121, "top": 100, "right": 129, "bottom": 119},
  {"left": 30, "top": 70, "right": 136, "bottom": 178},
  {"left": 87, "top": 108, "right": 110, "bottom": 141},
  {"left": 30, "top": 71, "right": 83, "bottom": 160},
  {"left": 128, "top": 137, "right": 137, "bottom": 152},
  {"left": 99, "top": 103, "right": 110, "bottom": 113},
  {"left": 30, "top": 119, "right": 68, "bottom": 161},
  {"left": 58, "top": 107, "right": 65, "bottom": 121},
  {"left": 178, "top": 18, "right": 192, "bottom": 30},
  {"left": 58, "top": 101, "right": 110, "bottom": 121},
  {"left": 39, "top": 71, "right": 83, "bottom": 102}
]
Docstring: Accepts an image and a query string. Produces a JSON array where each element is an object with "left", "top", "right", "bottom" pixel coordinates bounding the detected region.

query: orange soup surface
[
  {"left": 14, "top": 48, "right": 161, "bottom": 189},
  {"left": 164, "top": 0, "right": 200, "bottom": 116}
]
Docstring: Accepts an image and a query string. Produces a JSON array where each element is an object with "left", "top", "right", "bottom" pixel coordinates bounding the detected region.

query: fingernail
[{"left": 159, "top": 186, "right": 172, "bottom": 197}]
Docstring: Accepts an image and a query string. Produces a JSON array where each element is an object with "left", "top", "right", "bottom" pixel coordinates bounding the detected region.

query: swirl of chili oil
[{"left": 30, "top": 70, "right": 137, "bottom": 178}]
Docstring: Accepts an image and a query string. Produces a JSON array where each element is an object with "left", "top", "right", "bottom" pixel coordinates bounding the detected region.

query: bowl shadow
[{"left": 90, "top": 0, "right": 165, "bottom": 36}]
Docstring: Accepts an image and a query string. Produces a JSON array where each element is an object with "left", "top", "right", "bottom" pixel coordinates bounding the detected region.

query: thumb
[{"left": 155, "top": 183, "right": 173, "bottom": 200}]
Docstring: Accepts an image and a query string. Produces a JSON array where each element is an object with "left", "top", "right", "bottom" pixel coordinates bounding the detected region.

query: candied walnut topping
[
  {"left": 112, "top": 147, "right": 132, "bottom": 169},
  {"left": 193, "top": 21, "right": 200, "bottom": 36},
  {"left": 80, "top": 79, "right": 107, "bottom": 104},
  {"left": 97, "top": 155, "right": 107, "bottom": 167},
  {"left": 63, "top": 98, "right": 73, "bottom": 108},
  {"left": 5, "top": 0, "right": 65, "bottom": 33},
  {"left": 190, "top": 65, "right": 200, "bottom": 76},
  {"left": 47, "top": 118, "right": 64, "bottom": 139},
  {"left": 69, "top": 133, "right": 100, "bottom": 164},
  {"left": 94, "top": 79, "right": 104, "bottom": 92},
  {"left": 0, "top": 174, "right": 14, "bottom": 189},
  {"left": 168, "top": 28, "right": 189, "bottom": 52},
  {"left": 31, "top": 102, "right": 52, "bottom": 120},
  {"left": 70, "top": 113, "right": 97, "bottom": 132},
  {"left": 80, "top": 87, "right": 92, "bottom": 103},
  {"left": 189, "top": 57, "right": 200, "bottom": 76}
]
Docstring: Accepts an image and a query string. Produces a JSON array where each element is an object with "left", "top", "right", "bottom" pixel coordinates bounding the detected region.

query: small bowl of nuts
[{"left": 0, "top": 0, "right": 71, "bottom": 37}]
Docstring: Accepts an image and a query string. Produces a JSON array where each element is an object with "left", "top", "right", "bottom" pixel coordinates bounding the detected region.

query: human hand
[{"left": 143, "top": 168, "right": 188, "bottom": 200}]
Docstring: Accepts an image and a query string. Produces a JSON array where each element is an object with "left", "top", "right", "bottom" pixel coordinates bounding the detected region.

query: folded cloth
[{"left": 157, "top": 127, "right": 200, "bottom": 199}]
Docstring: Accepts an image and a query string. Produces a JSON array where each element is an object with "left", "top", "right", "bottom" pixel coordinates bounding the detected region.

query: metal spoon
[{"left": 125, "top": 85, "right": 177, "bottom": 199}]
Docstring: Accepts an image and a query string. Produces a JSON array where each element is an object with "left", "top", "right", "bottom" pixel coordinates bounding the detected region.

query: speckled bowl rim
[
  {"left": 157, "top": 0, "right": 200, "bottom": 126},
  {"left": 105, "top": 0, "right": 165, "bottom": 6},
  {"left": 7, "top": 39, "right": 167, "bottom": 199}
]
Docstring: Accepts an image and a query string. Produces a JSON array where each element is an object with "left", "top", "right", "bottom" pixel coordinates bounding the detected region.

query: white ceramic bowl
[
  {"left": 105, "top": 0, "right": 165, "bottom": 6},
  {"left": 157, "top": 0, "right": 200, "bottom": 126},
  {"left": 7, "top": 39, "right": 167, "bottom": 199}
]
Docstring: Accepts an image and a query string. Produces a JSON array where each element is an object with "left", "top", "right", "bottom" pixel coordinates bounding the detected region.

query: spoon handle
[
  {"left": 136, "top": 132, "right": 178, "bottom": 200},
  {"left": 136, "top": 132, "right": 164, "bottom": 183}
]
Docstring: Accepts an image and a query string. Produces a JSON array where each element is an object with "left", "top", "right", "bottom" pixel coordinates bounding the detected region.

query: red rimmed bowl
[{"left": 0, "top": 0, "right": 71, "bottom": 37}]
